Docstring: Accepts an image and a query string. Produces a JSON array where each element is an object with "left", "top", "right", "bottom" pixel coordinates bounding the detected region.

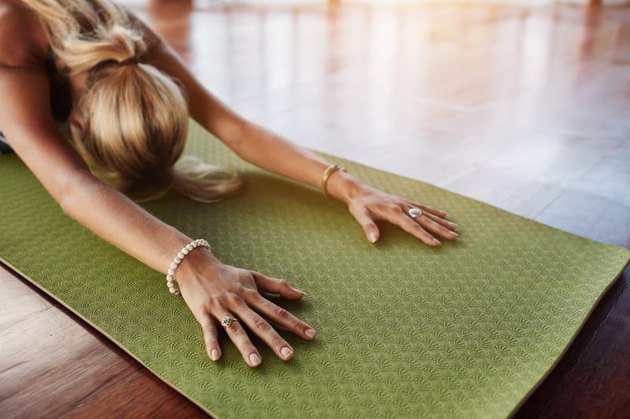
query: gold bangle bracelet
[{"left": 321, "top": 164, "right": 345, "bottom": 197}]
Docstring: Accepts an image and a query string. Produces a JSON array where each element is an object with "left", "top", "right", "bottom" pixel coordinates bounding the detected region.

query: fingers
[
  {"left": 199, "top": 317, "right": 221, "bottom": 362},
  {"left": 212, "top": 308, "right": 263, "bottom": 368},
  {"left": 246, "top": 291, "right": 317, "bottom": 341},
  {"left": 205, "top": 289, "right": 315, "bottom": 367},
  {"left": 348, "top": 204, "right": 380, "bottom": 243},
  {"left": 391, "top": 209, "right": 441, "bottom": 247},
  {"left": 414, "top": 214, "right": 458, "bottom": 241},
  {"left": 191, "top": 267, "right": 314, "bottom": 367},
  {"left": 235, "top": 304, "right": 295, "bottom": 361},
  {"left": 252, "top": 272, "right": 306, "bottom": 300},
  {"left": 424, "top": 211, "right": 457, "bottom": 231},
  {"left": 410, "top": 201, "right": 448, "bottom": 219}
]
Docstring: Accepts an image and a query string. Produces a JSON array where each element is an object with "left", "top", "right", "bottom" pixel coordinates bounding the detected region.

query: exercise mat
[{"left": 1, "top": 120, "right": 628, "bottom": 418}]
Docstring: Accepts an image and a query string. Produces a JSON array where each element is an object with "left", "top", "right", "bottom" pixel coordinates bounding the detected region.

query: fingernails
[
  {"left": 249, "top": 353, "right": 261, "bottom": 366},
  {"left": 432, "top": 238, "right": 441, "bottom": 246},
  {"left": 291, "top": 285, "right": 306, "bottom": 295},
  {"left": 368, "top": 232, "right": 378, "bottom": 243},
  {"left": 305, "top": 328, "right": 316, "bottom": 339},
  {"left": 280, "top": 346, "right": 293, "bottom": 359},
  {"left": 210, "top": 349, "right": 220, "bottom": 361}
]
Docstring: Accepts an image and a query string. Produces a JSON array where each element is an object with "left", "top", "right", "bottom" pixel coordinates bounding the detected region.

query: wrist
[
  {"left": 174, "top": 243, "right": 223, "bottom": 286},
  {"left": 325, "top": 169, "right": 366, "bottom": 204}
]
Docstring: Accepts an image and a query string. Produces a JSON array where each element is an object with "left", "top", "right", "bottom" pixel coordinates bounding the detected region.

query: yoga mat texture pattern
[{"left": 1, "top": 121, "right": 628, "bottom": 418}]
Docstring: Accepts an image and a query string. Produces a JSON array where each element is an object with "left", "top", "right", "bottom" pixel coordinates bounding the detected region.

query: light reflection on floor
[{"left": 132, "top": 0, "right": 629, "bottom": 244}]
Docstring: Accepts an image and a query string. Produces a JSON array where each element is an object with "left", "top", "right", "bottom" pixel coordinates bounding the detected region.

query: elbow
[
  {"left": 55, "top": 171, "right": 93, "bottom": 217},
  {"left": 57, "top": 179, "right": 77, "bottom": 217}
]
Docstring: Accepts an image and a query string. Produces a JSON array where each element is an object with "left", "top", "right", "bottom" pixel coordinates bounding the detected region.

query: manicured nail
[
  {"left": 249, "top": 353, "right": 261, "bottom": 366},
  {"left": 305, "top": 328, "right": 316, "bottom": 339},
  {"left": 210, "top": 349, "right": 219, "bottom": 361},
  {"left": 368, "top": 232, "right": 378, "bottom": 243},
  {"left": 291, "top": 285, "right": 305, "bottom": 295},
  {"left": 433, "top": 238, "right": 441, "bottom": 245},
  {"left": 281, "top": 346, "right": 293, "bottom": 359}
]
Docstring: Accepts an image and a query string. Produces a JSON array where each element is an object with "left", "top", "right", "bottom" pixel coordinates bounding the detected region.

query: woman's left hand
[{"left": 343, "top": 182, "right": 458, "bottom": 246}]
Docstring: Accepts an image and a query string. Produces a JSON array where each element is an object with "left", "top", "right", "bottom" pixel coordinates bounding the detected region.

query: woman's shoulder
[{"left": 0, "top": 0, "right": 49, "bottom": 68}]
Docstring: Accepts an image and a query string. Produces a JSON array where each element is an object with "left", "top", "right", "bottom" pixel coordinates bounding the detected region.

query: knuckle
[
  {"left": 274, "top": 306, "right": 290, "bottom": 319},
  {"left": 204, "top": 332, "right": 217, "bottom": 346},
  {"left": 413, "top": 226, "right": 428, "bottom": 237},
  {"left": 375, "top": 202, "right": 391, "bottom": 211},
  {"left": 254, "top": 317, "right": 272, "bottom": 332},
  {"left": 390, "top": 204, "right": 404, "bottom": 214},
  {"left": 203, "top": 297, "right": 222, "bottom": 311},
  {"left": 272, "top": 335, "right": 287, "bottom": 349},
  {"left": 199, "top": 321, "right": 211, "bottom": 333},
  {"left": 226, "top": 293, "right": 244, "bottom": 307},
  {"left": 402, "top": 219, "right": 417, "bottom": 231},
  {"left": 347, "top": 202, "right": 360, "bottom": 215},
  {"left": 228, "top": 321, "right": 245, "bottom": 335},
  {"left": 242, "top": 288, "right": 259, "bottom": 301}
]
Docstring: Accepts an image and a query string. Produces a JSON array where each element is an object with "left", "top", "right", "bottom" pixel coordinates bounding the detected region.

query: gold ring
[{"left": 221, "top": 316, "right": 239, "bottom": 329}]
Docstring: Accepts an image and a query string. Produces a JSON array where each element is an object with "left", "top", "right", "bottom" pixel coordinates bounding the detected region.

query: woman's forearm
[
  {"left": 236, "top": 122, "right": 365, "bottom": 203},
  {"left": 60, "top": 173, "right": 221, "bottom": 279}
]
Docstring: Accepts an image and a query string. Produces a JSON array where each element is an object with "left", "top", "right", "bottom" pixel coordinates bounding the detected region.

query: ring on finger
[
  {"left": 221, "top": 316, "right": 240, "bottom": 329},
  {"left": 408, "top": 207, "right": 423, "bottom": 219}
]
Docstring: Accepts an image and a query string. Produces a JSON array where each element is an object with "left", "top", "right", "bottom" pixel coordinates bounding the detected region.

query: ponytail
[{"left": 20, "top": 0, "right": 243, "bottom": 203}]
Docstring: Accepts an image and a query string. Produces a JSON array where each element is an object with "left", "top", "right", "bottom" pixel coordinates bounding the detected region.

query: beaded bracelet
[{"left": 166, "top": 239, "right": 210, "bottom": 296}]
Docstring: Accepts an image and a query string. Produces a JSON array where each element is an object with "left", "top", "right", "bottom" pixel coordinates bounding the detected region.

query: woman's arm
[
  {"left": 130, "top": 15, "right": 360, "bottom": 204},
  {"left": 0, "top": 64, "right": 202, "bottom": 274},
  {"left": 0, "top": 61, "right": 315, "bottom": 368},
  {"left": 137, "top": 19, "right": 459, "bottom": 246}
]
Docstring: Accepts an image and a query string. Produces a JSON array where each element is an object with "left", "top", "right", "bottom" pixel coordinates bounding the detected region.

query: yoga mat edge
[{"left": 0, "top": 257, "right": 217, "bottom": 418}]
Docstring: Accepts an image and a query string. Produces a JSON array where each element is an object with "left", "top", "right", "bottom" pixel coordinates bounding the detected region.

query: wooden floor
[{"left": 1, "top": 1, "right": 629, "bottom": 417}]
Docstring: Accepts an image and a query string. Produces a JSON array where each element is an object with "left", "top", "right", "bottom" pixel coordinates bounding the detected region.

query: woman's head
[
  {"left": 70, "top": 47, "right": 190, "bottom": 192},
  {"left": 22, "top": 0, "right": 242, "bottom": 202}
]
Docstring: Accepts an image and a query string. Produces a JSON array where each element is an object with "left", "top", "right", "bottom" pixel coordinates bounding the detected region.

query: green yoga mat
[{"left": 1, "top": 120, "right": 629, "bottom": 418}]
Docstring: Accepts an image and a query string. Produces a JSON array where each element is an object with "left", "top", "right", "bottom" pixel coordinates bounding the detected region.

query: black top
[
  {"left": 44, "top": 48, "right": 73, "bottom": 123},
  {"left": 0, "top": 49, "right": 73, "bottom": 153}
]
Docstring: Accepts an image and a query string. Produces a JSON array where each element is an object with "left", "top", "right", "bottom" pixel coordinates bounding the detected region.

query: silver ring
[{"left": 408, "top": 207, "right": 423, "bottom": 219}]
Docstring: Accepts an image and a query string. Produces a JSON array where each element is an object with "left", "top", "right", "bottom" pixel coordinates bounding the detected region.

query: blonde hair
[{"left": 20, "top": 0, "right": 243, "bottom": 203}]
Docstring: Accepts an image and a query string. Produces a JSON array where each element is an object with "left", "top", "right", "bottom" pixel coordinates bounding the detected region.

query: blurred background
[{"left": 120, "top": 0, "right": 629, "bottom": 246}]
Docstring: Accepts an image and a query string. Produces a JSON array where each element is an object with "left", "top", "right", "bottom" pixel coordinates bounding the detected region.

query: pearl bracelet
[{"left": 166, "top": 239, "right": 210, "bottom": 296}]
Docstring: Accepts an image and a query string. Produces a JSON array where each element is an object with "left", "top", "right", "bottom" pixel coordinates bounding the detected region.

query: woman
[{"left": 0, "top": 0, "right": 458, "bottom": 368}]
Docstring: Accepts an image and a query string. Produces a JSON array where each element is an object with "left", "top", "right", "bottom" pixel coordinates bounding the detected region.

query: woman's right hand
[{"left": 175, "top": 248, "right": 317, "bottom": 368}]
